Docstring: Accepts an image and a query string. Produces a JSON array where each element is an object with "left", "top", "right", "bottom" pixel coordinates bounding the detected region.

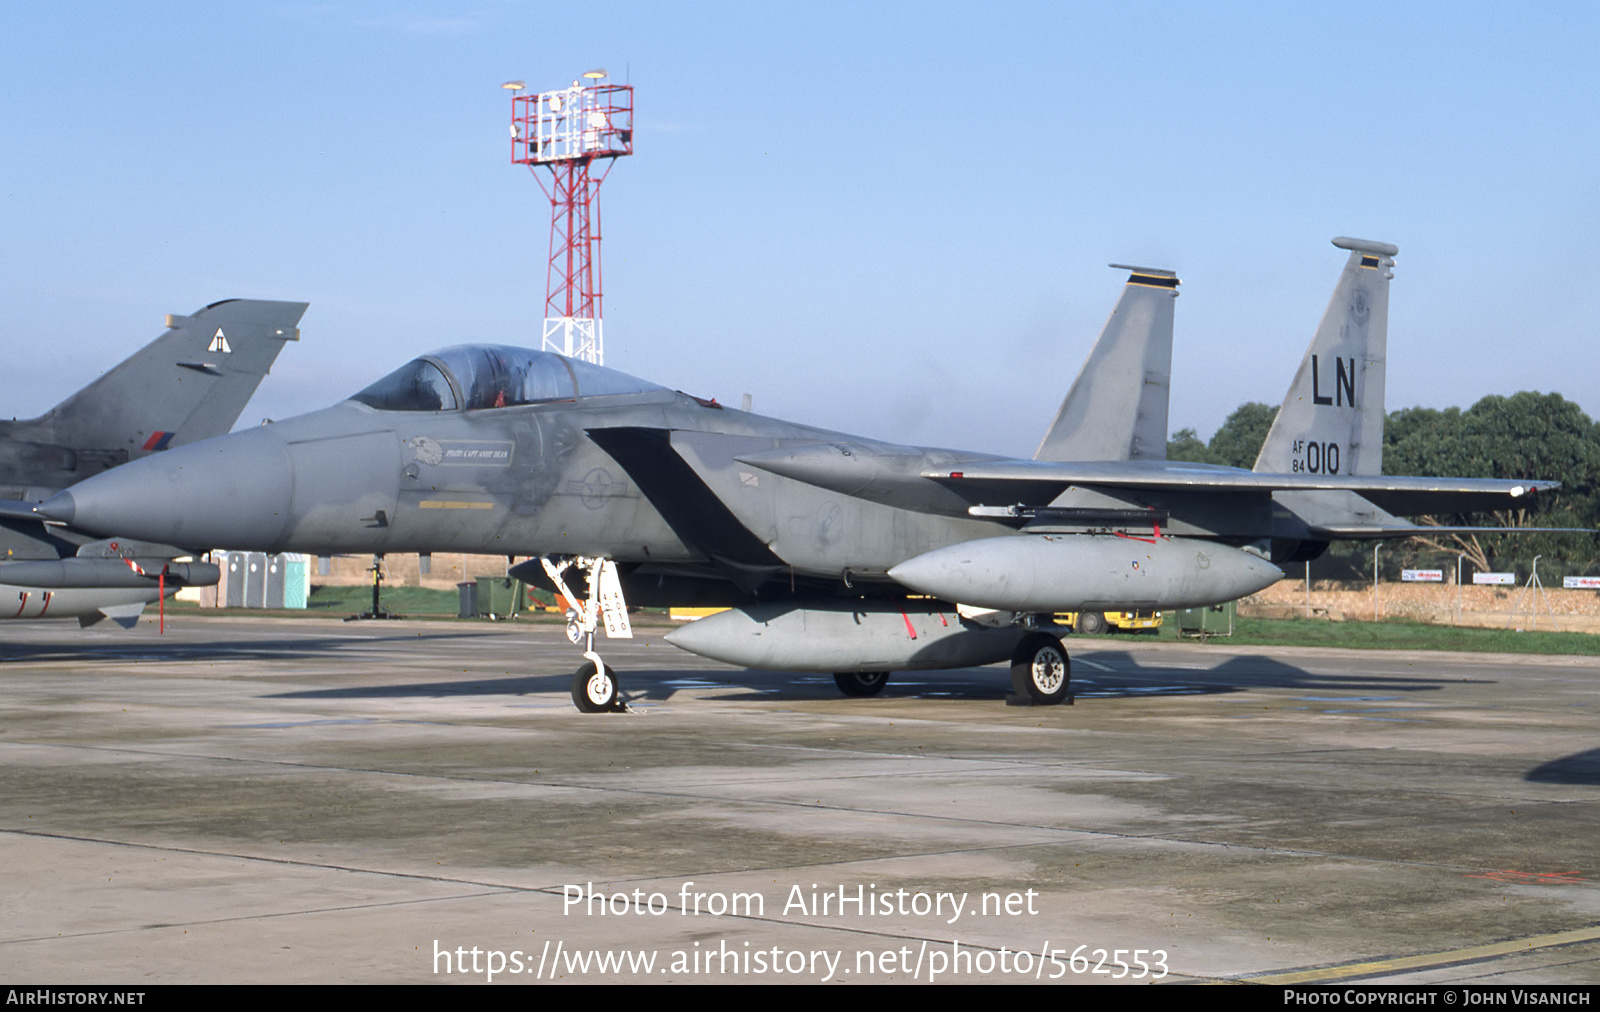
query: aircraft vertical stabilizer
[
  {"left": 23, "top": 299, "right": 308, "bottom": 458},
  {"left": 1254, "top": 238, "right": 1395, "bottom": 477},
  {"left": 1033, "top": 265, "right": 1178, "bottom": 462}
]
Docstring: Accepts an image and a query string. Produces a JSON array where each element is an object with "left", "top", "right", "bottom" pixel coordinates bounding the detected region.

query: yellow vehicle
[{"left": 1056, "top": 609, "right": 1163, "bottom": 635}]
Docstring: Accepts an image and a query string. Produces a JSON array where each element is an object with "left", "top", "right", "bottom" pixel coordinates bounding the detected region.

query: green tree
[
  {"left": 1385, "top": 393, "right": 1600, "bottom": 577},
  {"left": 1166, "top": 427, "right": 1220, "bottom": 464},
  {"left": 1207, "top": 402, "right": 1278, "bottom": 469}
]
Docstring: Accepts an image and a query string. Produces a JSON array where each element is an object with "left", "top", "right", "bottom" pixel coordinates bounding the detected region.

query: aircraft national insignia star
[{"left": 572, "top": 468, "right": 625, "bottom": 509}]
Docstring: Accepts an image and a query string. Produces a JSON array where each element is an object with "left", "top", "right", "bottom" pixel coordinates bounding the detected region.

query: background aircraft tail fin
[
  {"left": 28, "top": 299, "right": 307, "bottom": 457},
  {"left": 1034, "top": 265, "right": 1178, "bottom": 462},
  {"left": 1254, "top": 238, "right": 1395, "bottom": 476}
]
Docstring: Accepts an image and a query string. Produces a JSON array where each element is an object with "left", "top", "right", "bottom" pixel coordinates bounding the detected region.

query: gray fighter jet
[
  {"left": 0, "top": 299, "right": 305, "bottom": 626},
  {"left": 23, "top": 250, "right": 1551, "bottom": 703}
]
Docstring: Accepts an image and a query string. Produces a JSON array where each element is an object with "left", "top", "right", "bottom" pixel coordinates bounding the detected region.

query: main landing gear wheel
[
  {"left": 834, "top": 671, "right": 890, "bottom": 697},
  {"left": 1075, "top": 611, "right": 1109, "bottom": 636},
  {"left": 1010, "top": 633, "right": 1071, "bottom": 705},
  {"left": 572, "top": 659, "right": 623, "bottom": 713}
]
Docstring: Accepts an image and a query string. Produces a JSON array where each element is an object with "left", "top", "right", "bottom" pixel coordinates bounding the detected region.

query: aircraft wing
[
  {"left": 918, "top": 460, "right": 1557, "bottom": 516},
  {"left": 738, "top": 444, "right": 1558, "bottom": 518},
  {"left": 1305, "top": 523, "right": 1591, "bottom": 539}
]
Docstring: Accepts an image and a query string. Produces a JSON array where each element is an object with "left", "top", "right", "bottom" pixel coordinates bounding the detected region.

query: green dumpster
[{"left": 1176, "top": 600, "right": 1235, "bottom": 638}]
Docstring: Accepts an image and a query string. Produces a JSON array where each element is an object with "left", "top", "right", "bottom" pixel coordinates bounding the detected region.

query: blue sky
[{"left": 3, "top": 2, "right": 1597, "bottom": 457}]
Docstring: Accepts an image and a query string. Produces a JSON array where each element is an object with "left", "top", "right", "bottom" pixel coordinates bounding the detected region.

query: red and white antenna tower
[{"left": 506, "top": 71, "right": 633, "bottom": 365}]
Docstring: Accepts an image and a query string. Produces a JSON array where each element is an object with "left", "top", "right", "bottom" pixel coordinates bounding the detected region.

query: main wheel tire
[
  {"left": 1075, "top": 611, "right": 1109, "bottom": 635},
  {"left": 572, "top": 659, "right": 620, "bottom": 713},
  {"left": 834, "top": 671, "right": 890, "bottom": 697},
  {"left": 1010, "top": 633, "right": 1071, "bottom": 705}
]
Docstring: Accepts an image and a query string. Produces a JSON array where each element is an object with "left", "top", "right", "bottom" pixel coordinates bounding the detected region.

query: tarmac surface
[{"left": 2, "top": 613, "right": 1597, "bottom": 985}]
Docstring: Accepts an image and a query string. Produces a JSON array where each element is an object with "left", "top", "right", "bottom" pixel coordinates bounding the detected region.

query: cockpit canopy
[{"left": 351, "top": 345, "right": 662, "bottom": 412}]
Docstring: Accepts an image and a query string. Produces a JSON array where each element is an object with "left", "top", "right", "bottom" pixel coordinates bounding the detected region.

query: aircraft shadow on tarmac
[
  {"left": 633, "top": 646, "right": 1465, "bottom": 704},
  {"left": 1085, "top": 650, "right": 1466, "bottom": 696},
  {"left": 268, "top": 672, "right": 576, "bottom": 699},
  {"left": 262, "top": 649, "right": 1466, "bottom": 705},
  {"left": 1526, "top": 748, "right": 1600, "bottom": 786},
  {"left": 0, "top": 630, "right": 484, "bottom": 665},
  {"left": 689, "top": 651, "right": 1462, "bottom": 703}
]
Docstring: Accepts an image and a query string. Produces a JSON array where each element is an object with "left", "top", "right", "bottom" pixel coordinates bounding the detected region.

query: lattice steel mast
[{"left": 506, "top": 71, "right": 633, "bottom": 364}]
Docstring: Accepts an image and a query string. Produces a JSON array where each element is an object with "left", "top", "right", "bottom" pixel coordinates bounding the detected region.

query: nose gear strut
[{"left": 541, "top": 556, "right": 632, "bottom": 712}]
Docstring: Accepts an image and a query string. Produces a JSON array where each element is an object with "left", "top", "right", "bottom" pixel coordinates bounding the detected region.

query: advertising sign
[{"left": 1401, "top": 569, "right": 1444, "bottom": 582}]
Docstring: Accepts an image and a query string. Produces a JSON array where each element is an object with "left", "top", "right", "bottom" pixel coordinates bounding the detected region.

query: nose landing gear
[{"left": 542, "top": 556, "right": 632, "bottom": 713}]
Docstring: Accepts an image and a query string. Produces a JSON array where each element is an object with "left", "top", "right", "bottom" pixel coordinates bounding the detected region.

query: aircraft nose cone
[{"left": 53, "top": 426, "right": 294, "bottom": 549}]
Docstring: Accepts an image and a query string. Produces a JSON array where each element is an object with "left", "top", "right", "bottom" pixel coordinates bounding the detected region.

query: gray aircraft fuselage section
[
  {"left": 38, "top": 381, "right": 1051, "bottom": 583},
  {"left": 728, "top": 441, "right": 1277, "bottom": 540},
  {"left": 129, "top": 395, "right": 695, "bottom": 559},
  {"left": 732, "top": 441, "right": 1007, "bottom": 517},
  {"left": 668, "top": 429, "right": 1014, "bottom": 578}
]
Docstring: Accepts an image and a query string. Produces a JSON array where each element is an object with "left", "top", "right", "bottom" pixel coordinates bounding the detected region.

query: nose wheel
[{"left": 572, "top": 656, "right": 624, "bottom": 713}]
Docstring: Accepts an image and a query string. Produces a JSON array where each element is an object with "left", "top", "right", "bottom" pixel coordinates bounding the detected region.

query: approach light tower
[{"left": 506, "top": 71, "right": 633, "bottom": 365}]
